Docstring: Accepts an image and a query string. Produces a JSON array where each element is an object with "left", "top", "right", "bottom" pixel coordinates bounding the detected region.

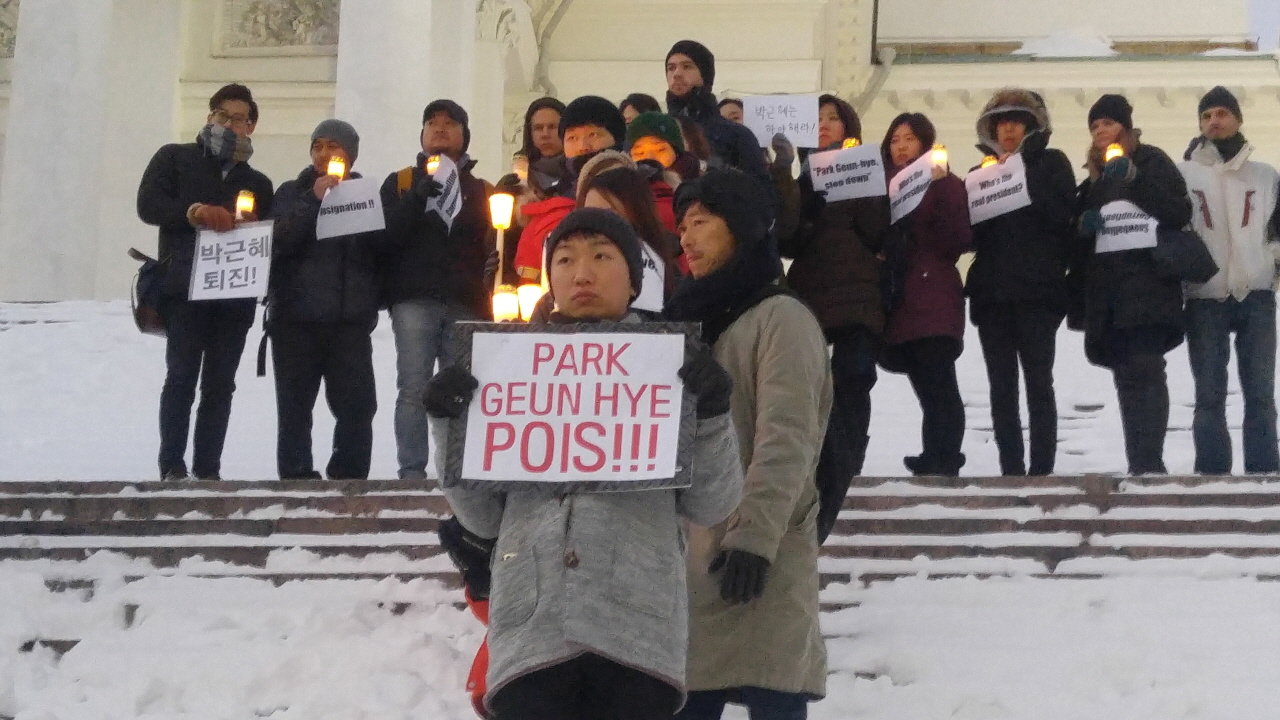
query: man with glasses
[{"left": 137, "top": 83, "right": 275, "bottom": 481}]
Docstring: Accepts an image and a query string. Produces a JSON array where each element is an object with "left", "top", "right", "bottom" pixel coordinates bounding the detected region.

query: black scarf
[
  {"left": 666, "top": 86, "right": 718, "bottom": 124},
  {"left": 1212, "top": 133, "right": 1247, "bottom": 163},
  {"left": 664, "top": 239, "right": 785, "bottom": 345}
]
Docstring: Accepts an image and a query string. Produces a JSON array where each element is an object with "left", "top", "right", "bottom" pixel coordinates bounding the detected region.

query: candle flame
[
  {"left": 235, "top": 191, "right": 255, "bottom": 216},
  {"left": 980, "top": 155, "right": 999, "bottom": 169},
  {"left": 493, "top": 285, "right": 520, "bottom": 322},
  {"left": 517, "top": 284, "right": 545, "bottom": 322},
  {"left": 426, "top": 155, "right": 441, "bottom": 175},
  {"left": 842, "top": 138, "right": 861, "bottom": 149},
  {"left": 327, "top": 157, "right": 345, "bottom": 178},
  {"left": 1104, "top": 143, "right": 1125, "bottom": 162},
  {"left": 931, "top": 144, "right": 948, "bottom": 167}
]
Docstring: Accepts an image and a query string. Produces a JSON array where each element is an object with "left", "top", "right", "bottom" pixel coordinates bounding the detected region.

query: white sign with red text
[{"left": 460, "top": 331, "right": 686, "bottom": 485}]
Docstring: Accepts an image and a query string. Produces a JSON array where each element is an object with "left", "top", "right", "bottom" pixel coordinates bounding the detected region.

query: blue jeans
[
  {"left": 390, "top": 299, "right": 474, "bottom": 480},
  {"left": 1185, "top": 291, "right": 1279, "bottom": 474},
  {"left": 677, "top": 688, "right": 807, "bottom": 720}
]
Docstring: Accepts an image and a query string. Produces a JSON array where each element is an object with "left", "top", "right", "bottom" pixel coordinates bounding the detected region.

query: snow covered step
[
  {"left": 0, "top": 517, "right": 442, "bottom": 536},
  {"left": 830, "top": 517, "right": 1280, "bottom": 535},
  {"left": 0, "top": 542, "right": 446, "bottom": 566},
  {"left": 0, "top": 479, "right": 434, "bottom": 495},
  {"left": 846, "top": 492, "right": 1280, "bottom": 511},
  {"left": 0, "top": 493, "right": 451, "bottom": 521}
]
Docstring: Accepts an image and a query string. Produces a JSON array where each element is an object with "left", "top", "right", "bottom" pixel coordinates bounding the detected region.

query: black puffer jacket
[
  {"left": 136, "top": 140, "right": 275, "bottom": 300},
  {"left": 268, "top": 167, "right": 393, "bottom": 326},
  {"left": 1071, "top": 141, "right": 1193, "bottom": 368},
  {"left": 380, "top": 154, "right": 495, "bottom": 319}
]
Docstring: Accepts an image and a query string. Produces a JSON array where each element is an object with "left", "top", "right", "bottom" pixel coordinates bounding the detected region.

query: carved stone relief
[
  {"left": 0, "top": 0, "right": 19, "bottom": 59},
  {"left": 219, "top": 0, "right": 339, "bottom": 53}
]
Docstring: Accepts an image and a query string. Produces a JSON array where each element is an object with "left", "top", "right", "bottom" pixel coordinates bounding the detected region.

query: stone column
[
  {"left": 334, "top": 0, "right": 478, "bottom": 182},
  {"left": 0, "top": 0, "right": 183, "bottom": 301}
]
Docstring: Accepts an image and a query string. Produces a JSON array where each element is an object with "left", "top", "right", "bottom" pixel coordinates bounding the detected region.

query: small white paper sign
[
  {"left": 964, "top": 153, "right": 1032, "bottom": 225},
  {"left": 889, "top": 152, "right": 935, "bottom": 224},
  {"left": 317, "top": 176, "right": 385, "bottom": 239},
  {"left": 807, "top": 143, "right": 887, "bottom": 201},
  {"left": 426, "top": 155, "right": 463, "bottom": 232},
  {"left": 743, "top": 94, "right": 820, "bottom": 149},
  {"left": 632, "top": 244, "right": 665, "bottom": 314},
  {"left": 461, "top": 331, "right": 685, "bottom": 484},
  {"left": 1095, "top": 200, "right": 1159, "bottom": 253},
  {"left": 189, "top": 220, "right": 273, "bottom": 301}
]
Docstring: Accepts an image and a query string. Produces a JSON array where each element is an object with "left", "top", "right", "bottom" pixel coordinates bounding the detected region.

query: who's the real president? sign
[{"left": 438, "top": 322, "right": 699, "bottom": 493}]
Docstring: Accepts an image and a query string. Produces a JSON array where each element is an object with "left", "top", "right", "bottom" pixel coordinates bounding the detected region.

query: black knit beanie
[
  {"left": 625, "top": 112, "right": 686, "bottom": 153},
  {"left": 674, "top": 168, "right": 771, "bottom": 253},
  {"left": 1088, "top": 94, "right": 1133, "bottom": 130},
  {"left": 1199, "top": 85, "right": 1243, "bottom": 122},
  {"left": 666, "top": 40, "right": 716, "bottom": 90},
  {"left": 422, "top": 99, "right": 471, "bottom": 152},
  {"left": 559, "top": 96, "right": 627, "bottom": 152},
  {"left": 544, "top": 208, "right": 645, "bottom": 298}
]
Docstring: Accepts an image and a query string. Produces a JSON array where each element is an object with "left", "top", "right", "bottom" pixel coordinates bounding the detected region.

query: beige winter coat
[{"left": 685, "top": 294, "right": 832, "bottom": 698}]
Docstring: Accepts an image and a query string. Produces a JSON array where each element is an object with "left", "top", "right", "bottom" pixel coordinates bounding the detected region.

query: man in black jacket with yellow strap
[
  {"left": 381, "top": 99, "right": 495, "bottom": 481},
  {"left": 136, "top": 83, "right": 274, "bottom": 481}
]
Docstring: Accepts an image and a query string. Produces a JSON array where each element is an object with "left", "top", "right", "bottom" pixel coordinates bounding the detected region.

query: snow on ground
[{"left": 0, "top": 300, "right": 1254, "bottom": 479}]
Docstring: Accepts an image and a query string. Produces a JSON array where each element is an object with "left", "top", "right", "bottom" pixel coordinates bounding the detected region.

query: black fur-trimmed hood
[{"left": 976, "top": 88, "right": 1052, "bottom": 154}]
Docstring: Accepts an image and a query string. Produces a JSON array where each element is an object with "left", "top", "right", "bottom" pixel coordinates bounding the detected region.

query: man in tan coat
[{"left": 666, "top": 168, "right": 831, "bottom": 719}]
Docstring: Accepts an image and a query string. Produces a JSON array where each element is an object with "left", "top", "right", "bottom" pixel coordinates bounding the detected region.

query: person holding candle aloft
[
  {"left": 779, "top": 95, "right": 888, "bottom": 530},
  {"left": 1177, "top": 86, "right": 1280, "bottom": 475},
  {"left": 137, "top": 83, "right": 274, "bottom": 482},
  {"left": 966, "top": 89, "right": 1078, "bottom": 477},
  {"left": 264, "top": 119, "right": 392, "bottom": 481},
  {"left": 1069, "top": 94, "right": 1192, "bottom": 475},
  {"left": 381, "top": 99, "right": 495, "bottom": 482},
  {"left": 878, "top": 112, "right": 972, "bottom": 477},
  {"left": 424, "top": 208, "right": 744, "bottom": 720}
]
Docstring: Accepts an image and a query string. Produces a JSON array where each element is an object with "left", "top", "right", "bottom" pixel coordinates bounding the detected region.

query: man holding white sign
[
  {"left": 265, "top": 119, "right": 392, "bottom": 481},
  {"left": 424, "top": 209, "right": 742, "bottom": 719},
  {"left": 965, "top": 89, "right": 1077, "bottom": 477}
]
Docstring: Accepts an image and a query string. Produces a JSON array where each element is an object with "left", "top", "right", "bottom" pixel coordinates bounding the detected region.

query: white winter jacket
[{"left": 1178, "top": 141, "right": 1280, "bottom": 300}]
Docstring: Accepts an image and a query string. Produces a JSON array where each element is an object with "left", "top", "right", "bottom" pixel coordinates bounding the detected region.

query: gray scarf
[{"left": 198, "top": 122, "right": 254, "bottom": 164}]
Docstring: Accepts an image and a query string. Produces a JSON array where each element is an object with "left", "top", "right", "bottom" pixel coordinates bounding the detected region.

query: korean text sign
[
  {"left": 743, "top": 94, "right": 820, "bottom": 149},
  {"left": 188, "top": 220, "right": 272, "bottom": 301},
  {"left": 441, "top": 323, "right": 697, "bottom": 493}
]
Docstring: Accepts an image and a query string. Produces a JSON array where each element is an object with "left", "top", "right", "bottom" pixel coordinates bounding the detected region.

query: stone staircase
[{"left": 4, "top": 474, "right": 1280, "bottom": 615}]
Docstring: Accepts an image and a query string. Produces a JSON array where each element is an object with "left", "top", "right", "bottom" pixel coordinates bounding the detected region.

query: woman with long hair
[{"left": 577, "top": 166, "right": 680, "bottom": 312}]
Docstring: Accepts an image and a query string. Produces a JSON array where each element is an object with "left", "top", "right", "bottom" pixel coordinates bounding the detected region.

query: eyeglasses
[{"left": 211, "top": 109, "right": 253, "bottom": 128}]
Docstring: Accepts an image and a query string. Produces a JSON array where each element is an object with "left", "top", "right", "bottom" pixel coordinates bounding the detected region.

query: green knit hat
[{"left": 625, "top": 111, "right": 686, "bottom": 154}]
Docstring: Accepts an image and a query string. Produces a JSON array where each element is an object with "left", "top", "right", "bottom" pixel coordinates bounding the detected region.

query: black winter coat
[
  {"left": 1070, "top": 143, "right": 1193, "bottom": 368},
  {"left": 136, "top": 140, "right": 275, "bottom": 300},
  {"left": 380, "top": 154, "right": 495, "bottom": 319},
  {"left": 966, "top": 135, "right": 1078, "bottom": 318},
  {"left": 667, "top": 89, "right": 772, "bottom": 196},
  {"left": 268, "top": 167, "right": 393, "bottom": 326}
]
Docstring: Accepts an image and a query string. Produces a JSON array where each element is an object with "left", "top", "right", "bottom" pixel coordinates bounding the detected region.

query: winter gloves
[
  {"left": 413, "top": 175, "right": 445, "bottom": 203},
  {"left": 437, "top": 516, "right": 496, "bottom": 600},
  {"left": 710, "top": 549, "right": 771, "bottom": 604},
  {"left": 1078, "top": 209, "right": 1104, "bottom": 238},
  {"left": 423, "top": 365, "right": 479, "bottom": 419},
  {"left": 769, "top": 133, "right": 795, "bottom": 173},
  {"left": 678, "top": 344, "right": 734, "bottom": 419},
  {"left": 1100, "top": 156, "right": 1135, "bottom": 185}
]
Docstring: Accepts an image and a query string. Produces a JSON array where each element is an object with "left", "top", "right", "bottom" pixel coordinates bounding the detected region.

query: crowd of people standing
[{"left": 135, "top": 37, "right": 1280, "bottom": 719}]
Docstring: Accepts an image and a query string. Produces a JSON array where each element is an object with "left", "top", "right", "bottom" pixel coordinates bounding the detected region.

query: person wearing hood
[
  {"left": 520, "top": 97, "right": 566, "bottom": 165},
  {"left": 879, "top": 112, "right": 973, "bottom": 477},
  {"left": 1178, "top": 86, "right": 1280, "bottom": 474},
  {"left": 267, "top": 120, "right": 391, "bottom": 481},
  {"left": 781, "top": 94, "right": 889, "bottom": 497},
  {"left": 425, "top": 208, "right": 743, "bottom": 719},
  {"left": 137, "top": 83, "right": 275, "bottom": 481},
  {"left": 1070, "top": 94, "right": 1193, "bottom": 475},
  {"left": 381, "top": 98, "right": 495, "bottom": 482},
  {"left": 664, "top": 40, "right": 771, "bottom": 193},
  {"left": 966, "top": 89, "right": 1078, "bottom": 476},
  {"left": 665, "top": 169, "right": 830, "bottom": 719}
]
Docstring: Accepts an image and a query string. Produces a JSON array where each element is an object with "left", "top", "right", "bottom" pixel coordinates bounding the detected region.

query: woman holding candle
[
  {"left": 878, "top": 112, "right": 972, "bottom": 476},
  {"left": 1069, "top": 94, "right": 1192, "bottom": 475},
  {"left": 780, "top": 95, "right": 889, "bottom": 513}
]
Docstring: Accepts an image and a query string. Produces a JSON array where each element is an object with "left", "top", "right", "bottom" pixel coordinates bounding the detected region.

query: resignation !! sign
[{"left": 438, "top": 322, "right": 699, "bottom": 493}]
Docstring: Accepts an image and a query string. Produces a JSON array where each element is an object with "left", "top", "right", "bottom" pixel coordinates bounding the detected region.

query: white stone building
[{"left": 0, "top": 0, "right": 1275, "bottom": 301}]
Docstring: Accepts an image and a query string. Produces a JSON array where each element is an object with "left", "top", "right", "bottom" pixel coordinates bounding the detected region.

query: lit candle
[
  {"left": 842, "top": 138, "right": 861, "bottom": 149},
  {"left": 489, "top": 193, "right": 515, "bottom": 231},
  {"left": 980, "top": 155, "right": 999, "bottom": 169},
  {"left": 426, "top": 155, "right": 441, "bottom": 175},
  {"left": 493, "top": 285, "right": 520, "bottom": 322},
  {"left": 931, "top": 144, "right": 949, "bottom": 169},
  {"left": 327, "top": 157, "right": 346, "bottom": 178},
  {"left": 517, "top": 284, "right": 545, "bottom": 322},
  {"left": 1104, "top": 143, "right": 1125, "bottom": 163},
  {"left": 235, "top": 190, "right": 255, "bottom": 220}
]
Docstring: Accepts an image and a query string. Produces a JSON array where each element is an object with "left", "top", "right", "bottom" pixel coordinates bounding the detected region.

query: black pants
[
  {"left": 1106, "top": 328, "right": 1171, "bottom": 475},
  {"left": 826, "top": 325, "right": 878, "bottom": 474},
  {"left": 158, "top": 297, "right": 256, "bottom": 479},
  {"left": 271, "top": 320, "right": 377, "bottom": 480},
  {"left": 489, "top": 653, "right": 681, "bottom": 720},
  {"left": 893, "top": 337, "right": 965, "bottom": 473},
  {"left": 975, "top": 304, "right": 1062, "bottom": 475}
]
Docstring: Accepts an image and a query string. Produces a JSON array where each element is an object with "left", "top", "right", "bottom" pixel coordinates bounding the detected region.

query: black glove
[
  {"left": 678, "top": 344, "right": 733, "bottom": 419},
  {"left": 710, "top": 550, "right": 771, "bottom": 604},
  {"left": 414, "top": 176, "right": 444, "bottom": 201},
  {"left": 1020, "top": 129, "right": 1048, "bottom": 156},
  {"left": 770, "top": 133, "right": 796, "bottom": 172},
  {"left": 423, "top": 365, "right": 479, "bottom": 418},
  {"left": 437, "top": 516, "right": 496, "bottom": 600}
]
